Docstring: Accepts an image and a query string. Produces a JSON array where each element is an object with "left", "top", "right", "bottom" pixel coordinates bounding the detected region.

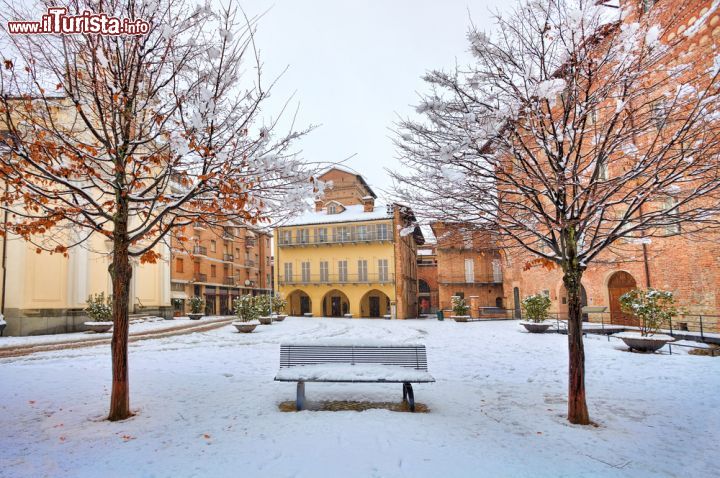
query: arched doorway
[
  {"left": 361, "top": 289, "right": 391, "bottom": 318},
  {"left": 418, "top": 280, "right": 431, "bottom": 314},
  {"left": 322, "top": 289, "right": 350, "bottom": 317},
  {"left": 558, "top": 284, "right": 589, "bottom": 321},
  {"left": 287, "top": 289, "right": 312, "bottom": 316},
  {"left": 608, "top": 271, "right": 638, "bottom": 326}
]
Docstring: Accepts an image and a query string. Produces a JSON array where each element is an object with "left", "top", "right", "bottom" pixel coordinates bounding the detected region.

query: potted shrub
[
  {"left": 256, "top": 295, "right": 273, "bottom": 325},
  {"left": 450, "top": 296, "right": 471, "bottom": 322},
  {"left": 614, "top": 288, "right": 676, "bottom": 352},
  {"left": 232, "top": 294, "right": 260, "bottom": 333},
  {"left": 272, "top": 294, "right": 288, "bottom": 321},
  {"left": 170, "top": 298, "right": 183, "bottom": 319},
  {"left": 0, "top": 313, "right": 7, "bottom": 336},
  {"left": 519, "top": 294, "right": 552, "bottom": 333},
  {"left": 188, "top": 296, "right": 205, "bottom": 320},
  {"left": 84, "top": 292, "right": 113, "bottom": 333}
]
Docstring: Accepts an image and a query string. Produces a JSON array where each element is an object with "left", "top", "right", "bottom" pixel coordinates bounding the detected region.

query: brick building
[
  {"left": 430, "top": 223, "right": 504, "bottom": 313},
  {"left": 171, "top": 223, "right": 273, "bottom": 316},
  {"left": 501, "top": 0, "right": 720, "bottom": 331},
  {"left": 417, "top": 243, "right": 438, "bottom": 314}
]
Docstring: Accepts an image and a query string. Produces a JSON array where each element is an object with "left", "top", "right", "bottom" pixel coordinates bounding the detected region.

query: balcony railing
[
  {"left": 279, "top": 273, "right": 394, "bottom": 285},
  {"left": 223, "top": 253, "right": 234, "bottom": 262},
  {"left": 245, "top": 238, "right": 256, "bottom": 248},
  {"left": 245, "top": 259, "right": 255, "bottom": 267},
  {"left": 193, "top": 245, "right": 207, "bottom": 256},
  {"left": 193, "top": 273, "right": 208, "bottom": 282},
  {"left": 278, "top": 231, "right": 392, "bottom": 247},
  {"left": 439, "top": 274, "right": 503, "bottom": 285},
  {"left": 223, "top": 277, "right": 236, "bottom": 285}
]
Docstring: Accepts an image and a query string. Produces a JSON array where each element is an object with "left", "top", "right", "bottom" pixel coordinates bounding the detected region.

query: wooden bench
[{"left": 275, "top": 343, "right": 434, "bottom": 412}]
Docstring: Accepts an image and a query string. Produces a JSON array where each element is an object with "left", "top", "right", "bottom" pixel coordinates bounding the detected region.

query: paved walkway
[{"left": 0, "top": 316, "right": 235, "bottom": 358}]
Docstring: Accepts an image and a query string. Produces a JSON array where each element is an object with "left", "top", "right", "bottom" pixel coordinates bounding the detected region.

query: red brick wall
[
  {"left": 501, "top": 1, "right": 720, "bottom": 332},
  {"left": 417, "top": 246, "right": 439, "bottom": 313}
]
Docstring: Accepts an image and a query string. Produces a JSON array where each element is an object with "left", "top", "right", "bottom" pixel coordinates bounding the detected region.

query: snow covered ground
[{"left": 0, "top": 318, "right": 718, "bottom": 477}]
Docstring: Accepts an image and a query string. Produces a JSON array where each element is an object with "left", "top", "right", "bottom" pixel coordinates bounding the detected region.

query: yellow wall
[
  {"left": 3, "top": 230, "right": 171, "bottom": 335},
  {"left": 275, "top": 219, "right": 397, "bottom": 318}
]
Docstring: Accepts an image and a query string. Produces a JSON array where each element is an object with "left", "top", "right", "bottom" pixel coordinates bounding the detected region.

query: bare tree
[
  {"left": 391, "top": 0, "right": 720, "bottom": 424},
  {"left": 0, "top": 0, "right": 324, "bottom": 421}
]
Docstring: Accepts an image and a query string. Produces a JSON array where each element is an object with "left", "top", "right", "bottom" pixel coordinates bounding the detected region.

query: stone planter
[
  {"left": 188, "top": 313, "right": 203, "bottom": 320},
  {"left": 84, "top": 321, "right": 113, "bottom": 333},
  {"left": 451, "top": 315, "right": 471, "bottom": 322},
  {"left": 614, "top": 332, "right": 674, "bottom": 353},
  {"left": 232, "top": 321, "right": 258, "bottom": 333},
  {"left": 258, "top": 316, "right": 273, "bottom": 325},
  {"left": 274, "top": 314, "right": 287, "bottom": 322},
  {"left": 520, "top": 321, "right": 552, "bottom": 333}
]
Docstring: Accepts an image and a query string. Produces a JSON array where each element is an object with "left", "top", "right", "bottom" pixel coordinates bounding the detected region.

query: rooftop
[{"left": 282, "top": 203, "right": 392, "bottom": 227}]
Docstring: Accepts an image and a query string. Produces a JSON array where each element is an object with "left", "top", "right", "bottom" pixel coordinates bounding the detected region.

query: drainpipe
[
  {"left": 638, "top": 204, "right": 652, "bottom": 288},
  {"left": 1, "top": 207, "right": 7, "bottom": 315}
]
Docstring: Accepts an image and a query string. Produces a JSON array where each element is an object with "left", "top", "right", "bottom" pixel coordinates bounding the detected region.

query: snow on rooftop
[{"left": 284, "top": 203, "right": 392, "bottom": 226}]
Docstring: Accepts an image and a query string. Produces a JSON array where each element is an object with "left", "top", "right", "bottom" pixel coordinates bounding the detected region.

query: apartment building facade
[
  {"left": 274, "top": 168, "right": 423, "bottom": 319},
  {"left": 417, "top": 243, "right": 439, "bottom": 314},
  {"left": 430, "top": 223, "right": 504, "bottom": 313},
  {"left": 171, "top": 223, "right": 273, "bottom": 316}
]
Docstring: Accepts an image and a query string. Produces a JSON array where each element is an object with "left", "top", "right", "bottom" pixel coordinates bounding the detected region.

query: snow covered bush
[
  {"left": 619, "top": 289, "right": 678, "bottom": 336},
  {"left": 522, "top": 295, "right": 551, "bottom": 323},
  {"left": 451, "top": 296, "right": 470, "bottom": 316},
  {"left": 255, "top": 294, "right": 273, "bottom": 317},
  {"left": 233, "top": 295, "right": 260, "bottom": 323},
  {"left": 188, "top": 296, "right": 205, "bottom": 315},
  {"left": 272, "top": 295, "right": 288, "bottom": 314},
  {"left": 85, "top": 293, "right": 112, "bottom": 322}
]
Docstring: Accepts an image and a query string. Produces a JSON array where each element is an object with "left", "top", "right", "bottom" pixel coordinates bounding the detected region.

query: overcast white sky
[{"left": 239, "top": 0, "right": 513, "bottom": 199}]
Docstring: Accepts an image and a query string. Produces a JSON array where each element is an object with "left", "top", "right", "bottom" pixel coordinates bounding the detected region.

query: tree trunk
[
  {"left": 562, "top": 235, "right": 590, "bottom": 425},
  {"left": 108, "top": 232, "right": 133, "bottom": 421}
]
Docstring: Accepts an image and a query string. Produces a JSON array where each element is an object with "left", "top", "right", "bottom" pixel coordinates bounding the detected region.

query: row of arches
[{"left": 287, "top": 288, "right": 391, "bottom": 318}]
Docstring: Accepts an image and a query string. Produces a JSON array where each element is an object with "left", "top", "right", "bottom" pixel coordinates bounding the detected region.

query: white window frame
[
  {"left": 377, "top": 223, "right": 389, "bottom": 240},
  {"left": 301, "top": 261, "right": 311, "bottom": 282},
  {"left": 338, "top": 260, "right": 348, "bottom": 282},
  {"left": 319, "top": 261, "right": 329, "bottom": 282},
  {"left": 378, "top": 259, "right": 388, "bottom": 282},
  {"left": 284, "top": 263, "right": 293, "bottom": 282},
  {"left": 464, "top": 258, "right": 474, "bottom": 283},
  {"left": 298, "top": 229, "right": 309, "bottom": 244},
  {"left": 358, "top": 259, "right": 368, "bottom": 282}
]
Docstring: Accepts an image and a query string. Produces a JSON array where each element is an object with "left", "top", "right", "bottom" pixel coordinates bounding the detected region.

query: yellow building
[
  {"left": 274, "top": 168, "right": 423, "bottom": 319},
  {"left": 0, "top": 100, "right": 171, "bottom": 336},
  {"left": 0, "top": 232, "right": 171, "bottom": 336}
]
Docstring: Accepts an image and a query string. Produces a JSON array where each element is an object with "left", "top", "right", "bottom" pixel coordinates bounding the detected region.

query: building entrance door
[
  {"left": 608, "top": 271, "right": 638, "bottom": 326},
  {"left": 331, "top": 296, "right": 342, "bottom": 317},
  {"left": 300, "top": 296, "right": 311, "bottom": 315},
  {"left": 369, "top": 296, "right": 380, "bottom": 317}
]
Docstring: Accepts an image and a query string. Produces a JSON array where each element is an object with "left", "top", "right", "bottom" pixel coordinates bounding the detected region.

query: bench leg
[
  {"left": 402, "top": 382, "right": 415, "bottom": 412},
  {"left": 296, "top": 381, "right": 306, "bottom": 411}
]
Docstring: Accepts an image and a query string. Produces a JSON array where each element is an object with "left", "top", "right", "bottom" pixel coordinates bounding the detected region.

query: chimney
[
  {"left": 315, "top": 199, "right": 323, "bottom": 212},
  {"left": 362, "top": 196, "right": 375, "bottom": 212}
]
